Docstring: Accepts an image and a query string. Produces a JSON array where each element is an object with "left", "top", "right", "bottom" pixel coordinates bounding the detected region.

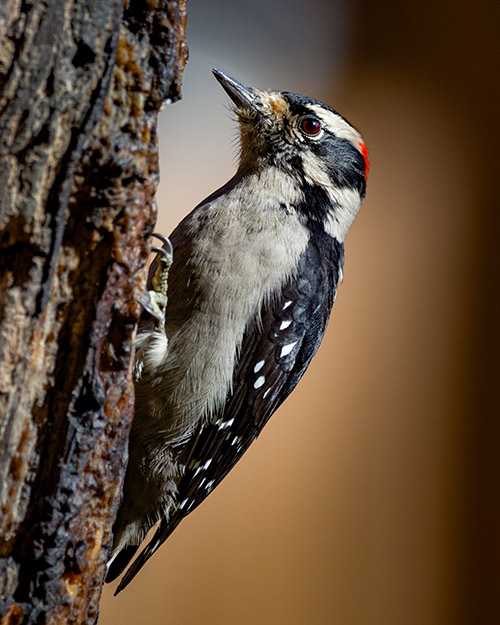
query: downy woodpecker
[{"left": 107, "top": 69, "right": 369, "bottom": 593}]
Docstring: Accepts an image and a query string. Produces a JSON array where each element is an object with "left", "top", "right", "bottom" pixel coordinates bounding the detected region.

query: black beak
[{"left": 212, "top": 69, "right": 257, "bottom": 111}]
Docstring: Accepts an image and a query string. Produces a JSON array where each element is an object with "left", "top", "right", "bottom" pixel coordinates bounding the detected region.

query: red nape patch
[{"left": 358, "top": 142, "right": 370, "bottom": 181}]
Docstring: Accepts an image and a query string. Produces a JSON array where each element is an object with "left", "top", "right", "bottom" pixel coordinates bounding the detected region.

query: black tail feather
[{"left": 105, "top": 544, "right": 139, "bottom": 584}]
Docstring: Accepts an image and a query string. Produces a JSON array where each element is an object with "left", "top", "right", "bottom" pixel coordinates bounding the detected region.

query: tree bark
[{"left": 0, "top": 1, "right": 187, "bottom": 623}]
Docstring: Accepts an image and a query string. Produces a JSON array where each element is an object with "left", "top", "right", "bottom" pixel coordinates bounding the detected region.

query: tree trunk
[{"left": 0, "top": 1, "right": 187, "bottom": 623}]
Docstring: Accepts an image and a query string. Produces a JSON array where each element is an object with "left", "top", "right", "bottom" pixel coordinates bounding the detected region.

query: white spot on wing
[
  {"left": 193, "top": 458, "right": 212, "bottom": 477},
  {"left": 262, "top": 388, "right": 271, "bottom": 399},
  {"left": 280, "top": 341, "right": 298, "bottom": 357},
  {"left": 282, "top": 300, "right": 292, "bottom": 310},
  {"left": 253, "top": 360, "right": 265, "bottom": 373},
  {"left": 254, "top": 375, "right": 265, "bottom": 389},
  {"left": 218, "top": 418, "right": 234, "bottom": 430},
  {"left": 279, "top": 320, "right": 292, "bottom": 330}
]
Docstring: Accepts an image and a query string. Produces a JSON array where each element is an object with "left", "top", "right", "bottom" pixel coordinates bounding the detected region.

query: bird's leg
[{"left": 140, "top": 233, "right": 173, "bottom": 330}]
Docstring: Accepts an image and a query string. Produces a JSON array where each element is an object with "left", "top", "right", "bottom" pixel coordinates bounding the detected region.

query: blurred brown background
[{"left": 100, "top": 1, "right": 500, "bottom": 623}]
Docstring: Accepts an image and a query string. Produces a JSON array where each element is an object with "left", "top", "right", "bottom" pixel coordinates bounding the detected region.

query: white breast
[{"left": 146, "top": 167, "right": 310, "bottom": 445}]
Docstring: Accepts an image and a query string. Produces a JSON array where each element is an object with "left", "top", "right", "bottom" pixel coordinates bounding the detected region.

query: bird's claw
[
  {"left": 140, "top": 233, "right": 173, "bottom": 326},
  {"left": 150, "top": 232, "right": 173, "bottom": 257}
]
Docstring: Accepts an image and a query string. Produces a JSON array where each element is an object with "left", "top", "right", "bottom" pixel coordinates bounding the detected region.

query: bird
[{"left": 106, "top": 68, "right": 369, "bottom": 593}]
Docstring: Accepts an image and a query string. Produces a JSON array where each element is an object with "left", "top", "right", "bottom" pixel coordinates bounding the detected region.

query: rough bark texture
[{"left": 0, "top": 1, "right": 187, "bottom": 623}]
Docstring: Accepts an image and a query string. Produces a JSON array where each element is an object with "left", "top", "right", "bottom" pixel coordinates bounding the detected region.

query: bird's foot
[{"left": 139, "top": 233, "right": 173, "bottom": 327}]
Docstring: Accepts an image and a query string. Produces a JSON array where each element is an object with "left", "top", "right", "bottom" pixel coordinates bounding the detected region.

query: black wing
[{"left": 115, "top": 233, "right": 343, "bottom": 594}]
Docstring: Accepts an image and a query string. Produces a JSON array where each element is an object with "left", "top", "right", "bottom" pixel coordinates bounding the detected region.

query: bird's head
[{"left": 213, "top": 69, "right": 369, "bottom": 199}]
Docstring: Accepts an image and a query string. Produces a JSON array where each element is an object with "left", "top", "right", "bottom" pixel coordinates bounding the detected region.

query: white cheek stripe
[
  {"left": 301, "top": 151, "right": 362, "bottom": 242},
  {"left": 324, "top": 186, "right": 362, "bottom": 242}
]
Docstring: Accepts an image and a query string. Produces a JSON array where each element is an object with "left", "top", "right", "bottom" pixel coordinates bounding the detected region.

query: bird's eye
[{"left": 299, "top": 117, "right": 321, "bottom": 136}]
